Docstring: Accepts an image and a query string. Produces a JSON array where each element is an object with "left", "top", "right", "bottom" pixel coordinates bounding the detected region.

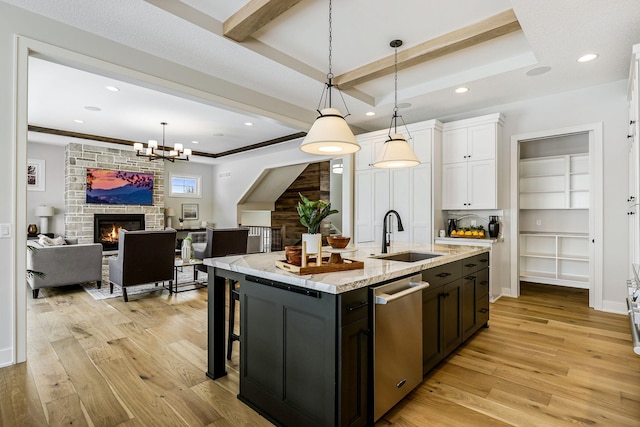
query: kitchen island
[{"left": 205, "top": 243, "right": 490, "bottom": 426}]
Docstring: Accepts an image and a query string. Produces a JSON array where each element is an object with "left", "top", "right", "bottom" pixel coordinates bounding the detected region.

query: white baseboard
[
  {"left": 0, "top": 347, "right": 14, "bottom": 368},
  {"left": 601, "top": 299, "right": 627, "bottom": 315}
]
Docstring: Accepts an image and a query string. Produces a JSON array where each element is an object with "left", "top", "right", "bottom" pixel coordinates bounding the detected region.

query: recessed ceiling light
[
  {"left": 192, "top": 140, "right": 199, "bottom": 144},
  {"left": 577, "top": 53, "right": 598, "bottom": 63},
  {"left": 244, "top": 122, "right": 253, "bottom": 126},
  {"left": 105, "top": 86, "right": 119, "bottom": 92},
  {"left": 74, "top": 119, "right": 84, "bottom": 123},
  {"left": 397, "top": 102, "right": 411, "bottom": 109},
  {"left": 84, "top": 106, "right": 101, "bottom": 111},
  {"left": 526, "top": 66, "right": 552, "bottom": 76},
  {"left": 365, "top": 111, "right": 375, "bottom": 116},
  {"left": 455, "top": 87, "right": 469, "bottom": 94}
]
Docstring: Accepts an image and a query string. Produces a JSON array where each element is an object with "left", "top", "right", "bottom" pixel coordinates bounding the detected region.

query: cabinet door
[
  {"left": 461, "top": 275, "right": 477, "bottom": 340},
  {"left": 410, "top": 163, "right": 432, "bottom": 244},
  {"left": 467, "top": 123, "right": 496, "bottom": 162},
  {"left": 441, "top": 280, "right": 462, "bottom": 357},
  {"left": 355, "top": 170, "right": 374, "bottom": 243},
  {"left": 373, "top": 169, "right": 391, "bottom": 242},
  {"left": 340, "top": 317, "right": 369, "bottom": 427},
  {"left": 410, "top": 128, "right": 433, "bottom": 163},
  {"left": 442, "top": 128, "right": 468, "bottom": 164},
  {"left": 467, "top": 160, "right": 496, "bottom": 209},
  {"left": 422, "top": 286, "right": 443, "bottom": 375},
  {"left": 355, "top": 140, "right": 373, "bottom": 171},
  {"left": 390, "top": 168, "right": 411, "bottom": 243},
  {"left": 442, "top": 163, "right": 468, "bottom": 209}
]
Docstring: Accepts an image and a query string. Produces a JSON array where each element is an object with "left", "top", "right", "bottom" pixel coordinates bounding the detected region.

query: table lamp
[
  {"left": 165, "top": 207, "right": 176, "bottom": 228},
  {"left": 34, "top": 205, "right": 54, "bottom": 234}
]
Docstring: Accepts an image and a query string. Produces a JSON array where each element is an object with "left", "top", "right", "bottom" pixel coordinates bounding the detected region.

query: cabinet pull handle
[
  {"left": 465, "top": 263, "right": 476, "bottom": 268},
  {"left": 479, "top": 308, "right": 489, "bottom": 313},
  {"left": 347, "top": 301, "right": 368, "bottom": 311},
  {"left": 246, "top": 275, "right": 321, "bottom": 298},
  {"left": 440, "top": 292, "right": 450, "bottom": 298},
  {"left": 436, "top": 272, "right": 451, "bottom": 278},
  {"left": 465, "top": 276, "right": 476, "bottom": 280}
]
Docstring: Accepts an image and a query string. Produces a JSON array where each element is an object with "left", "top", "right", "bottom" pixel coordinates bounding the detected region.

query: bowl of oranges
[{"left": 450, "top": 226, "right": 485, "bottom": 239}]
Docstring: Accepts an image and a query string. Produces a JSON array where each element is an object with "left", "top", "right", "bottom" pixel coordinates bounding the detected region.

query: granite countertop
[{"left": 204, "top": 242, "right": 489, "bottom": 294}]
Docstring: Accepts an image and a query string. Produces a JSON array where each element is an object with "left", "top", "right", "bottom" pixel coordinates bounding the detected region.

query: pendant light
[
  {"left": 300, "top": 0, "right": 359, "bottom": 155},
  {"left": 373, "top": 40, "right": 420, "bottom": 168}
]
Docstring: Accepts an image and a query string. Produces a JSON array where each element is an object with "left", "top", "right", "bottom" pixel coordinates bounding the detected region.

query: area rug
[
  {"left": 37, "top": 268, "right": 207, "bottom": 301},
  {"left": 89, "top": 268, "right": 207, "bottom": 300}
]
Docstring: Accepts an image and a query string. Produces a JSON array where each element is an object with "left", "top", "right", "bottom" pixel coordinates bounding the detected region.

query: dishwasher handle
[{"left": 375, "top": 281, "right": 429, "bottom": 304}]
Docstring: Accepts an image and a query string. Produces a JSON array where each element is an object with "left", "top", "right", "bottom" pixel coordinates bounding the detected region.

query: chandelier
[
  {"left": 299, "top": 0, "right": 359, "bottom": 155},
  {"left": 133, "top": 122, "right": 191, "bottom": 162},
  {"left": 373, "top": 40, "right": 420, "bottom": 168}
]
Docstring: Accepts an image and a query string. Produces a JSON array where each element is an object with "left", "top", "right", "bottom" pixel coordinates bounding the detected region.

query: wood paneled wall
[{"left": 271, "top": 161, "right": 331, "bottom": 247}]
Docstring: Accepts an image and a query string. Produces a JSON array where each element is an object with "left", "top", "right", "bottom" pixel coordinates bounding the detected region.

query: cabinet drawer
[
  {"left": 477, "top": 295, "right": 489, "bottom": 326},
  {"left": 339, "top": 288, "right": 369, "bottom": 325},
  {"left": 477, "top": 268, "right": 489, "bottom": 299},
  {"left": 422, "top": 261, "right": 462, "bottom": 288},
  {"left": 462, "top": 253, "right": 489, "bottom": 275}
]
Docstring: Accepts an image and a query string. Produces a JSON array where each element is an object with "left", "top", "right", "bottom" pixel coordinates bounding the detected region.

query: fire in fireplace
[{"left": 94, "top": 214, "right": 145, "bottom": 250}]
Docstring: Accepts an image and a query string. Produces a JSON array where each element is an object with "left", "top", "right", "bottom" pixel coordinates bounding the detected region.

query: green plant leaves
[{"left": 297, "top": 192, "right": 339, "bottom": 234}]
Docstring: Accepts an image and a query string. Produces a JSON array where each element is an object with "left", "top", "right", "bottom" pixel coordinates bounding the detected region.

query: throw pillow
[{"left": 38, "top": 235, "right": 66, "bottom": 246}]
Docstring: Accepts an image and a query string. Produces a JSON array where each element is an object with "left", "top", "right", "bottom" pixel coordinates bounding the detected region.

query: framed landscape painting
[
  {"left": 86, "top": 168, "right": 154, "bottom": 205},
  {"left": 182, "top": 203, "right": 199, "bottom": 220}
]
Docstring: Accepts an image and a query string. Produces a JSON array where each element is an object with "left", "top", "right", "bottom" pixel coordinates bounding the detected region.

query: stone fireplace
[
  {"left": 94, "top": 213, "right": 145, "bottom": 251},
  {"left": 64, "top": 143, "right": 165, "bottom": 245}
]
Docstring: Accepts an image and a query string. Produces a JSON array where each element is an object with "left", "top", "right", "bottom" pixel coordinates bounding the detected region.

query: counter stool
[{"left": 227, "top": 279, "right": 240, "bottom": 360}]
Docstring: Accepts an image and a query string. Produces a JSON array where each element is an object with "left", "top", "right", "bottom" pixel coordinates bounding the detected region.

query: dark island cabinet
[
  {"left": 239, "top": 276, "right": 369, "bottom": 427},
  {"left": 421, "top": 267, "right": 462, "bottom": 375},
  {"left": 421, "top": 252, "right": 490, "bottom": 376}
]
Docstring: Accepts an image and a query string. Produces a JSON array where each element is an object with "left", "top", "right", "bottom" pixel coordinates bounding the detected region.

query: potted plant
[{"left": 296, "top": 193, "right": 338, "bottom": 254}]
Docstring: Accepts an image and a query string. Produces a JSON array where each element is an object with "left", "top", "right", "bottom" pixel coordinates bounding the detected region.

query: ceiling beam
[
  {"left": 223, "top": 0, "right": 304, "bottom": 42},
  {"left": 334, "top": 9, "right": 522, "bottom": 89},
  {"left": 28, "top": 126, "right": 306, "bottom": 158}
]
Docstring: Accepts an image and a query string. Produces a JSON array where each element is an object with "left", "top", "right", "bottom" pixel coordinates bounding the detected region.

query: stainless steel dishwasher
[{"left": 372, "top": 274, "right": 429, "bottom": 421}]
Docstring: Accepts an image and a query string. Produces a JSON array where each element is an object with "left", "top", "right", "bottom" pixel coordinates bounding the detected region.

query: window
[{"left": 169, "top": 174, "right": 201, "bottom": 198}]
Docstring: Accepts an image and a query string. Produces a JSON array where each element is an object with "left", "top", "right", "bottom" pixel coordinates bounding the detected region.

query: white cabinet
[
  {"left": 519, "top": 233, "right": 589, "bottom": 288},
  {"left": 354, "top": 120, "right": 440, "bottom": 244},
  {"left": 519, "top": 154, "right": 589, "bottom": 209},
  {"left": 441, "top": 113, "right": 503, "bottom": 210},
  {"left": 629, "top": 44, "right": 640, "bottom": 271}
]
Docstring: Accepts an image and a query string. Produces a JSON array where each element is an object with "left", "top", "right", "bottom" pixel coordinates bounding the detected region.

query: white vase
[
  {"left": 181, "top": 240, "right": 192, "bottom": 261},
  {"left": 302, "top": 233, "right": 321, "bottom": 255}
]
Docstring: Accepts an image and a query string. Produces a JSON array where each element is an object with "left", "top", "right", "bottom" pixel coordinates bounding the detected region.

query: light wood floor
[{"left": 0, "top": 282, "right": 638, "bottom": 426}]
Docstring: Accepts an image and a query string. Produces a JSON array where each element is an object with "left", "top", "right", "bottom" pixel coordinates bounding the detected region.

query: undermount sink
[{"left": 372, "top": 251, "right": 443, "bottom": 262}]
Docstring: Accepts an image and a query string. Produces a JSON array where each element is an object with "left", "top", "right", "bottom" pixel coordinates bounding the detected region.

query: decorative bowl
[
  {"left": 327, "top": 236, "right": 351, "bottom": 249},
  {"left": 285, "top": 245, "right": 303, "bottom": 266}
]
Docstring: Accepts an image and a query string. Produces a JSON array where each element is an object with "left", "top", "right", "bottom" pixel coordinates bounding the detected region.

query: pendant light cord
[{"left": 393, "top": 45, "right": 398, "bottom": 134}]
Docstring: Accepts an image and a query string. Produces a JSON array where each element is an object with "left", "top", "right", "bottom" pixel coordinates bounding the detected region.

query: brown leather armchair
[
  {"left": 108, "top": 228, "right": 177, "bottom": 301},
  {"left": 193, "top": 227, "right": 249, "bottom": 274}
]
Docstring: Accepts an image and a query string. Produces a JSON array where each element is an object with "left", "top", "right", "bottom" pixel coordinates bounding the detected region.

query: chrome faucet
[{"left": 381, "top": 210, "right": 404, "bottom": 253}]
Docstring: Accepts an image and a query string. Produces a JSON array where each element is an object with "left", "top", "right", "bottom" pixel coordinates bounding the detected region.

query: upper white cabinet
[
  {"left": 354, "top": 120, "right": 441, "bottom": 244},
  {"left": 441, "top": 113, "right": 504, "bottom": 210},
  {"left": 628, "top": 44, "right": 640, "bottom": 269}
]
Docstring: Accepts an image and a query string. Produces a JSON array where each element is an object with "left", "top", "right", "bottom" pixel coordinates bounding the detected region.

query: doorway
[{"left": 509, "top": 123, "right": 603, "bottom": 309}]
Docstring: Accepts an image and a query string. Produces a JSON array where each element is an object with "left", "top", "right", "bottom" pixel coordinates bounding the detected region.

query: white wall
[
  {"left": 27, "top": 142, "right": 65, "bottom": 235},
  {"left": 164, "top": 160, "right": 215, "bottom": 228},
  {"left": 211, "top": 139, "right": 336, "bottom": 228},
  {"left": 441, "top": 80, "right": 628, "bottom": 309}
]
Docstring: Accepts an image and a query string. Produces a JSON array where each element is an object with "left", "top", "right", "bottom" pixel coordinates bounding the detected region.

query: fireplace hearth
[{"left": 94, "top": 214, "right": 145, "bottom": 250}]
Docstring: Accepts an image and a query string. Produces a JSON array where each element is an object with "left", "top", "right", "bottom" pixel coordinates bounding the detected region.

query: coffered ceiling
[{"left": 5, "top": 0, "right": 640, "bottom": 160}]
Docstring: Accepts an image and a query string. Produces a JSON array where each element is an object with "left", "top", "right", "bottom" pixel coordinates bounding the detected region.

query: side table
[{"left": 170, "top": 258, "right": 206, "bottom": 293}]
